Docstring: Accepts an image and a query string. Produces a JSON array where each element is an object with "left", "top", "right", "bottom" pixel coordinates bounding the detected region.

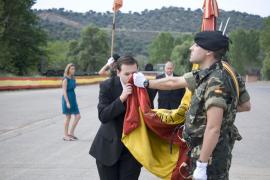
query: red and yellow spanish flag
[
  {"left": 201, "top": 0, "right": 219, "bottom": 31},
  {"left": 122, "top": 76, "right": 193, "bottom": 180},
  {"left": 112, "top": 0, "right": 123, "bottom": 12}
]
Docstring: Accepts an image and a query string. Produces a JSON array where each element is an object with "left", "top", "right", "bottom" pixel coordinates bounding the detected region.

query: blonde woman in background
[{"left": 62, "top": 63, "right": 81, "bottom": 141}]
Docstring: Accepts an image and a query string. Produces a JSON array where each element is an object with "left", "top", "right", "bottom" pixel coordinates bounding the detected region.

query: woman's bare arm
[
  {"left": 62, "top": 79, "right": 70, "bottom": 105},
  {"left": 98, "top": 64, "right": 110, "bottom": 76}
]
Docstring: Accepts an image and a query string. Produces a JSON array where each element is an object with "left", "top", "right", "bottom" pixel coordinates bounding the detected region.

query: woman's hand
[{"left": 66, "top": 102, "right": 71, "bottom": 109}]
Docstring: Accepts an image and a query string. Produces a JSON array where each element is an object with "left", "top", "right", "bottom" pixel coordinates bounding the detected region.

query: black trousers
[{"left": 96, "top": 148, "right": 141, "bottom": 180}]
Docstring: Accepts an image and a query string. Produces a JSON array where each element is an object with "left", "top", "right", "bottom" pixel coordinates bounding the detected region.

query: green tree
[
  {"left": 260, "top": 17, "right": 270, "bottom": 80},
  {"left": 0, "top": 0, "right": 4, "bottom": 35},
  {"left": 170, "top": 40, "right": 192, "bottom": 75},
  {"left": 135, "top": 54, "right": 148, "bottom": 70},
  {"left": 66, "top": 25, "right": 109, "bottom": 72},
  {"left": 45, "top": 41, "right": 69, "bottom": 70},
  {"left": 261, "top": 54, "right": 270, "bottom": 80},
  {"left": 0, "top": 0, "right": 47, "bottom": 75},
  {"left": 174, "top": 36, "right": 183, "bottom": 46},
  {"left": 148, "top": 32, "right": 174, "bottom": 64},
  {"left": 260, "top": 17, "right": 270, "bottom": 53},
  {"left": 66, "top": 40, "right": 80, "bottom": 66},
  {"left": 228, "top": 29, "right": 261, "bottom": 75}
]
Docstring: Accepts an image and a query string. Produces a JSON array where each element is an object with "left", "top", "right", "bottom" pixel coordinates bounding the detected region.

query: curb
[{"left": 0, "top": 76, "right": 107, "bottom": 91}]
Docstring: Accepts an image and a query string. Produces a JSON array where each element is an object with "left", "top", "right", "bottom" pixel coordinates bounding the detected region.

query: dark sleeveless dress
[{"left": 62, "top": 77, "right": 80, "bottom": 115}]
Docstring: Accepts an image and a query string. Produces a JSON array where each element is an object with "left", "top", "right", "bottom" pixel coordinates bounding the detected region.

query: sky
[{"left": 33, "top": 0, "right": 270, "bottom": 17}]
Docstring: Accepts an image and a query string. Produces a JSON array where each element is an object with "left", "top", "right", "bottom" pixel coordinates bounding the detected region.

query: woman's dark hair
[
  {"left": 116, "top": 56, "right": 138, "bottom": 71},
  {"left": 113, "top": 53, "right": 120, "bottom": 62},
  {"left": 108, "top": 54, "right": 120, "bottom": 77},
  {"left": 144, "top": 63, "right": 153, "bottom": 71}
]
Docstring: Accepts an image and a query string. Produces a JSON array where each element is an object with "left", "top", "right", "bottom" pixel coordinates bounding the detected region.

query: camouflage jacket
[{"left": 182, "top": 61, "right": 250, "bottom": 147}]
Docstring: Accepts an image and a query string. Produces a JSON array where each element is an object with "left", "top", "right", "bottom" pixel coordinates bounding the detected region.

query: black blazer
[
  {"left": 89, "top": 76, "right": 126, "bottom": 166},
  {"left": 149, "top": 73, "right": 185, "bottom": 109}
]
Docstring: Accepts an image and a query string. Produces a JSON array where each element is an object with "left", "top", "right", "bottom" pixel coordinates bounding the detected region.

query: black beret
[{"left": 194, "top": 31, "right": 230, "bottom": 51}]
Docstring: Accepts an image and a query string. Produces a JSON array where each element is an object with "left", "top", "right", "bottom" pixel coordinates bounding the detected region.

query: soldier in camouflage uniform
[
  {"left": 133, "top": 31, "right": 251, "bottom": 180},
  {"left": 183, "top": 60, "right": 250, "bottom": 179}
]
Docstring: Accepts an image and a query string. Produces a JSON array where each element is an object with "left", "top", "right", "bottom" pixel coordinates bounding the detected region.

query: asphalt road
[{"left": 0, "top": 82, "right": 269, "bottom": 180}]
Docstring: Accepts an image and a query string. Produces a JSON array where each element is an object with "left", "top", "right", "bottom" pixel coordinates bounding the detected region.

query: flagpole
[{"left": 111, "top": 9, "right": 116, "bottom": 57}]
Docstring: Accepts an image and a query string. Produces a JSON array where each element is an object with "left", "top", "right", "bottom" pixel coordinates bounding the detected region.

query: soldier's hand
[
  {"left": 133, "top": 72, "right": 146, "bottom": 88},
  {"left": 120, "top": 83, "right": 133, "bottom": 102},
  {"left": 193, "top": 161, "right": 207, "bottom": 180}
]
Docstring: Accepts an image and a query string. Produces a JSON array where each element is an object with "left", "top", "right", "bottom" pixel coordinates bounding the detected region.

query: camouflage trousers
[{"left": 190, "top": 133, "right": 235, "bottom": 180}]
